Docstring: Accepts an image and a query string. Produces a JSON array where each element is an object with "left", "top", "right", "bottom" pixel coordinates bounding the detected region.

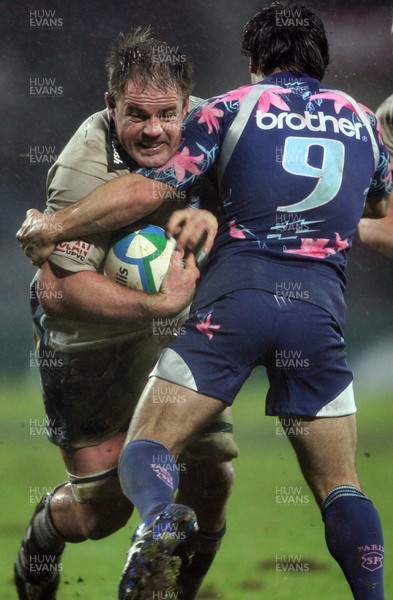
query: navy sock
[
  {"left": 321, "top": 485, "right": 384, "bottom": 599},
  {"left": 118, "top": 439, "right": 179, "bottom": 522}
]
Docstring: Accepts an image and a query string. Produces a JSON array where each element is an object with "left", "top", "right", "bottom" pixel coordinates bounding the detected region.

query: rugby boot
[
  {"left": 118, "top": 503, "right": 198, "bottom": 600},
  {"left": 14, "top": 495, "right": 64, "bottom": 600}
]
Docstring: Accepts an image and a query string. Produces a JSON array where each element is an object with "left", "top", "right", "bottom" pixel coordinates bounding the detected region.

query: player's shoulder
[
  {"left": 52, "top": 110, "right": 109, "bottom": 167},
  {"left": 188, "top": 95, "right": 204, "bottom": 113},
  {"left": 375, "top": 93, "right": 393, "bottom": 155},
  {"left": 73, "top": 109, "right": 109, "bottom": 144}
]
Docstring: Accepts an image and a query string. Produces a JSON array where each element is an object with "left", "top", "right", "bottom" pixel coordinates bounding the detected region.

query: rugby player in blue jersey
[{"left": 18, "top": 3, "right": 390, "bottom": 598}]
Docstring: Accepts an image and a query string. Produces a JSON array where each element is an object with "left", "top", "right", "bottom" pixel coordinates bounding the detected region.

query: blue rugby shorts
[{"left": 150, "top": 289, "right": 355, "bottom": 417}]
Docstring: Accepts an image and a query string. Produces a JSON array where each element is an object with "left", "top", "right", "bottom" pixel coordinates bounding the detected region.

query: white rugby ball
[{"left": 104, "top": 225, "right": 176, "bottom": 293}]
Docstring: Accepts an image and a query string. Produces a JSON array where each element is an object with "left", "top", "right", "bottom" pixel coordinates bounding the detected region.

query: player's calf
[
  {"left": 322, "top": 485, "right": 384, "bottom": 599},
  {"left": 175, "top": 525, "right": 227, "bottom": 600},
  {"left": 173, "top": 460, "right": 233, "bottom": 598},
  {"left": 14, "top": 485, "right": 66, "bottom": 600}
]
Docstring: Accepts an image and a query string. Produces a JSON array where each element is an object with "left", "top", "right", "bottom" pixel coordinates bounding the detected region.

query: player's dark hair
[
  {"left": 106, "top": 27, "right": 194, "bottom": 102},
  {"left": 241, "top": 2, "right": 329, "bottom": 80}
]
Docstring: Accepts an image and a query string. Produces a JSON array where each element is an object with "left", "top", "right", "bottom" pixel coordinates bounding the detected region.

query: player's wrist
[
  {"left": 43, "top": 213, "right": 64, "bottom": 244},
  {"left": 53, "top": 203, "right": 87, "bottom": 240}
]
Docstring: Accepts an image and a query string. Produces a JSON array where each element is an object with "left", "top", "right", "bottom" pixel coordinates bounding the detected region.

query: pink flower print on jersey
[
  {"left": 196, "top": 103, "right": 224, "bottom": 134},
  {"left": 156, "top": 146, "right": 203, "bottom": 183},
  {"left": 229, "top": 219, "right": 247, "bottom": 239},
  {"left": 228, "top": 219, "right": 261, "bottom": 246},
  {"left": 218, "top": 84, "right": 255, "bottom": 107},
  {"left": 196, "top": 312, "right": 221, "bottom": 341},
  {"left": 284, "top": 233, "right": 349, "bottom": 258},
  {"left": 257, "top": 88, "right": 291, "bottom": 113},
  {"left": 333, "top": 232, "right": 349, "bottom": 252},
  {"left": 309, "top": 92, "right": 368, "bottom": 122},
  {"left": 284, "top": 237, "right": 336, "bottom": 258}
]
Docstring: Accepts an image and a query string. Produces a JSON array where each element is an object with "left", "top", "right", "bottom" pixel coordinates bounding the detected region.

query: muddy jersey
[{"left": 137, "top": 72, "right": 392, "bottom": 329}]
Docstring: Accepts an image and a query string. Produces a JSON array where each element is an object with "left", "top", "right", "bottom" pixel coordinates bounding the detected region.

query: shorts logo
[
  {"left": 361, "top": 551, "right": 384, "bottom": 572},
  {"left": 196, "top": 310, "right": 221, "bottom": 340}
]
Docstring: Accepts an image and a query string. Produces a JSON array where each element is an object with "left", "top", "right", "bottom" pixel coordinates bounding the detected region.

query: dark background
[{"left": 1, "top": 0, "right": 393, "bottom": 391}]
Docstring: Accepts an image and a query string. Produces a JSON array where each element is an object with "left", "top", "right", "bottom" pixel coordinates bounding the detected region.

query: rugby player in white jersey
[{"left": 15, "top": 28, "right": 236, "bottom": 600}]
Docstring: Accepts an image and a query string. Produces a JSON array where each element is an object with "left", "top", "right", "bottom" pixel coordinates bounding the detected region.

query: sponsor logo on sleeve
[{"left": 52, "top": 240, "right": 93, "bottom": 265}]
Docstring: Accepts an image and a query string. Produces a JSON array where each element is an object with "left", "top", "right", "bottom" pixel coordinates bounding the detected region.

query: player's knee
[
  {"left": 200, "top": 461, "right": 235, "bottom": 501},
  {"left": 77, "top": 496, "right": 133, "bottom": 540},
  {"left": 67, "top": 466, "right": 134, "bottom": 539},
  {"left": 217, "top": 461, "right": 235, "bottom": 495}
]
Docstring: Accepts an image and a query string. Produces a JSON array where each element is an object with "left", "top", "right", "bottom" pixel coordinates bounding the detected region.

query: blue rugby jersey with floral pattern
[{"left": 137, "top": 72, "right": 392, "bottom": 327}]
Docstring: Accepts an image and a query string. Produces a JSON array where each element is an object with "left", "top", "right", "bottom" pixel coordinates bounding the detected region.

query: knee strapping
[
  {"left": 191, "top": 524, "right": 227, "bottom": 553},
  {"left": 67, "top": 467, "right": 123, "bottom": 504},
  {"left": 178, "top": 524, "right": 227, "bottom": 578}
]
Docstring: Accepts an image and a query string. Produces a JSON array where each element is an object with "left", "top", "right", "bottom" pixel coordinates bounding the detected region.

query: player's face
[{"left": 109, "top": 81, "right": 188, "bottom": 168}]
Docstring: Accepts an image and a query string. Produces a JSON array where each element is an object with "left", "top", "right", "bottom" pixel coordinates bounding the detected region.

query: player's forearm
[
  {"left": 358, "top": 216, "right": 393, "bottom": 258},
  {"left": 38, "top": 264, "right": 180, "bottom": 325},
  {"left": 363, "top": 193, "right": 389, "bottom": 219},
  {"left": 46, "top": 174, "right": 174, "bottom": 243}
]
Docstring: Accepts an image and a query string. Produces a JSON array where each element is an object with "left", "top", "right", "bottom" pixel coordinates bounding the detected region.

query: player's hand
[
  {"left": 16, "top": 209, "right": 57, "bottom": 266},
  {"left": 158, "top": 248, "right": 200, "bottom": 316},
  {"left": 166, "top": 208, "right": 218, "bottom": 254}
]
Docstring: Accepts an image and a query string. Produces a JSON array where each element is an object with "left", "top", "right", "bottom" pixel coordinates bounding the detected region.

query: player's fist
[
  {"left": 16, "top": 209, "right": 57, "bottom": 266},
  {"left": 157, "top": 248, "right": 200, "bottom": 316},
  {"left": 166, "top": 208, "right": 218, "bottom": 254}
]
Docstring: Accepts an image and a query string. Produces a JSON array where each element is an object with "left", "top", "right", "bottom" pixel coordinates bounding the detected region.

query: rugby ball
[{"left": 104, "top": 225, "right": 176, "bottom": 293}]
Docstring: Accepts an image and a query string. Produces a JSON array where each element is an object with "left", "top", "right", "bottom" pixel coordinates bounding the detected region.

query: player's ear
[
  {"left": 182, "top": 97, "right": 189, "bottom": 120},
  {"left": 105, "top": 92, "right": 116, "bottom": 117},
  {"left": 248, "top": 58, "right": 264, "bottom": 83},
  {"left": 248, "top": 57, "right": 258, "bottom": 74}
]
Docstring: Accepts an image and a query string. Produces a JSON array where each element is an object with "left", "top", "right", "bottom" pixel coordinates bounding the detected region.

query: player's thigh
[
  {"left": 60, "top": 430, "right": 127, "bottom": 476},
  {"left": 280, "top": 413, "right": 360, "bottom": 504},
  {"left": 38, "top": 332, "right": 164, "bottom": 449},
  {"left": 265, "top": 299, "right": 354, "bottom": 417},
  {"left": 126, "top": 377, "right": 226, "bottom": 456}
]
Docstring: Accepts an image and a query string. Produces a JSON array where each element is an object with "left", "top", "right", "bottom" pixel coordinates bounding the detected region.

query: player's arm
[
  {"left": 38, "top": 249, "right": 199, "bottom": 324},
  {"left": 17, "top": 174, "right": 175, "bottom": 265},
  {"left": 362, "top": 193, "right": 389, "bottom": 219},
  {"left": 358, "top": 191, "right": 393, "bottom": 258},
  {"left": 358, "top": 117, "right": 393, "bottom": 255},
  {"left": 360, "top": 102, "right": 393, "bottom": 220},
  {"left": 17, "top": 96, "right": 226, "bottom": 264},
  {"left": 355, "top": 97, "right": 393, "bottom": 256}
]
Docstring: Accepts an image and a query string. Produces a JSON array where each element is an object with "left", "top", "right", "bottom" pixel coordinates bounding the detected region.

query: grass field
[{"left": 0, "top": 371, "right": 392, "bottom": 599}]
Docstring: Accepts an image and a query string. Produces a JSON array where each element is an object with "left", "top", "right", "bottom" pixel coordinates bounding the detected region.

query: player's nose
[{"left": 143, "top": 117, "right": 163, "bottom": 136}]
